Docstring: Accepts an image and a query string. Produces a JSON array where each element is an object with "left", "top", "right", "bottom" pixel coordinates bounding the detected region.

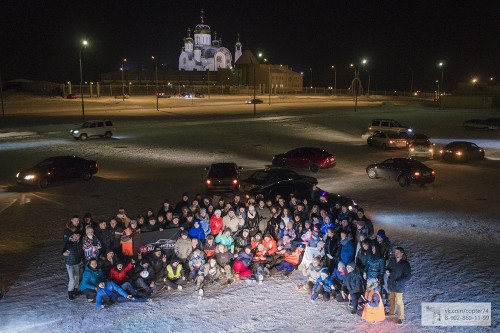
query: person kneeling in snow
[
  {"left": 195, "top": 258, "right": 222, "bottom": 296},
  {"left": 95, "top": 279, "right": 148, "bottom": 309},
  {"left": 361, "top": 278, "right": 385, "bottom": 323},
  {"left": 232, "top": 245, "right": 254, "bottom": 280},
  {"left": 275, "top": 243, "right": 305, "bottom": 276},
  {"left": 311, "top": 268, "right": 332, "bottom": 302},
  {"left": 163, "top": 257, "right": 186, "bottom": 290}
]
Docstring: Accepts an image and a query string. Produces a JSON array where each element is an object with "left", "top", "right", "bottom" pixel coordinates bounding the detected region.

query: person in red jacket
[
  {"left": 210, "top": 210, "right": 223, "bottom": 236},
  {"left": 108, "top": 260, "right": 145, "bottom": 297}
]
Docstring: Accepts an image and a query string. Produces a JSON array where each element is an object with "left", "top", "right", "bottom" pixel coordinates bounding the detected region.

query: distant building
[{"left": 178, "top": 9, "right": 242, "bottom": 71}]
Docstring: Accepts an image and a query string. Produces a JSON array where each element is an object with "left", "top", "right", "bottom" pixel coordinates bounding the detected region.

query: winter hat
[
  {"left": 214, "top": 209, "right": 222, "bottom": 216},
  {"left": 248, "top": 205, "right": 255, "bottom": 211},
  {"left": 377, "top": 229, "right": 386, "bottom": 239},
  {"left": 346, "top": 262, "right": 356, "bottom": 270},
  {"left": 257, "top": 244, "right": 265, "bottom": 252},
  {"left": 316, "top": 241, "right": 325, "bottom": 249},
  {"left": 337, "top": 262, "right": 346, "bottom": 270},
  {"left": 130, "top": 219, "right": 138, "bottom": 225},
  {"left": 242, "top": 228, "right": 250, "bottom": 234},
  {"left": 366, "top": 278, "right": 379, "bottom": 290},
  {"left": 85, "top": 225, "right": 94, "bottom": 232},
  {"left": 84, "top": 212, "right": 92, "bottom": 219},
  {"left": 320, "top": 268, "right": 329, "bottom": 277},
  {"left": 193, "top": 249, "right": 202, "bottom": 257},
  {"left": 182, "top": 192, "right": 189, "bottom": 197},
  {"left": 181, "top": 230, "right": 189, "bottom": 236},
  {"left": 200, "top": 208, "right": 207, "bottom": 213}
]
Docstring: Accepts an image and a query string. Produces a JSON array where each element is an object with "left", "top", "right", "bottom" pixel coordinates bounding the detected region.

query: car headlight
[
  {"left": 72, "top": 130, "right": 79, "bottom": 134},
  {"left": 408, "top": 129, "right": 413, "bottom": 133},
  {"left": 24, "top": 174, "right": 36, "bottom": 180},
  {"left": 16, "top": 172, "right": 20, "bottom": 178}
]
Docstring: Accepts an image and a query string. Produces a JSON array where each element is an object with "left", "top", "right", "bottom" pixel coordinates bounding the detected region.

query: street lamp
[
  {"left": 259, "top": 54, "right": 272, "bottom": 105},
  {"left": 121, "top": 58, "right": 126, "bottom": 101},
  {"left": 152, "top": 56, "right": 158, "bottom": 111},
  {"left": 331, "top": 65, "right": 336, "bottom": 96},
  {"left": 79, "top": 40, "right": 88, "bottom": 121},
  {"left": 438, "top": 61, "right": 444, "bottom": 94},
  {"left": 309, "top": 68, "right": 313, "bottom": 88}
]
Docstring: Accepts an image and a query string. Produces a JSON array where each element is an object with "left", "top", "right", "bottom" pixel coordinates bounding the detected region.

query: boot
[{"left": 68, "top": 291, "right": 74, "bottom": 300}]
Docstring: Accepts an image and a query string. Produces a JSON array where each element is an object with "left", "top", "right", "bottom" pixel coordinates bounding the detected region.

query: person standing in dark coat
[
  {"left": 386, "top": 247, "right": 411, "bottom": 324},
  {"left": 95, "top": 220, "right": 114, "bottom": 255},
  {"left": 324, "top": 228, "right": 340, "bottom": 273},
  {"left": 62, "top": 231, "right": 83, "bottom": 300},
  {"left": 340, "top": 262, "right": 364, "bottom": 314}
]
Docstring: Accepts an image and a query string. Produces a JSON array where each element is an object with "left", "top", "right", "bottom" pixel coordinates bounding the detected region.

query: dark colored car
[
  {"left": 16, "top": 156, "right": 98, "bottom": 189},
  {"left": 366, "top": 158, "right": 435, "bottom": 187},
  {"left": 157, "top": 92, "right": 171, "bottom": 98},
  {"left": 66, "top": 93, "right": 77, "bottom": 99},
  {"left": 272, "top": 147, "right": 336, "bottom": 172},
  {"left": 240, "top": 167, "right": 318, "bottom": 193},
  {"left": 439, "top": 141, "right": 485, "bottom": 162},
  {"left": 205, "top": 163, "right": 243, "bottom": 193},
  {"left": 247, "top": 180, "right": 355, "bottom": 209},
  {"left": 463, "top": 119, "right": 498, "bottom": 130},
  {"left": 246, "top": 98, "right": 263, "bottom": 104}
]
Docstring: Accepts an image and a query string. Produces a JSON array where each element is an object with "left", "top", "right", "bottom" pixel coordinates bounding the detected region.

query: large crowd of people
[{"left": 62, "top": 190, "right": 411, "bottom": 324}]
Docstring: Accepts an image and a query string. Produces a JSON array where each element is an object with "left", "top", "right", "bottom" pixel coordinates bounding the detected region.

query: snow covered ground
[{"left": 0, "top": 95, "right": 498, "bottom": 332}]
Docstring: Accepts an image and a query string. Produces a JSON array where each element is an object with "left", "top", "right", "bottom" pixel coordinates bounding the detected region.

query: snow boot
[{"left": 68, "top": 291, "right": 74, "bottom": 300}]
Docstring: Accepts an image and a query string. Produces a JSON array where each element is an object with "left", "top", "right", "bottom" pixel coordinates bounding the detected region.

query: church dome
[
  {"left": 194, "top": 24, "right": 211, "bottom": 34},
  {"left": 184, "top": 37, "right": 193, "bottom": 44}
]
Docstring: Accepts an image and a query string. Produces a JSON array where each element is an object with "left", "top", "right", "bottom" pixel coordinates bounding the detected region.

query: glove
[{"left": 326, "top": 254, "right": 333, "bottom": 259}]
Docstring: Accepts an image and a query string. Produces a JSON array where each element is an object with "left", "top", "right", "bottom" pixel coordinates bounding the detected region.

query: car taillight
[
  {"left": 431, "top": 171, "right": 435, "bottom": 175},
  {"left": 439, "top": 149, "right": 444, "bottom": 154},
  {"left": 206, "top": 180, "right": 212, "bottom": 185},
  {"left": 414, "top": 172, "right": 420, "bottom": 177},
  {"left": 389, "top": 140, "right": 394, "bottom": 144},
  {"left": 232, "top": 179, "right": 238, "bottom": 185},
  {"left": 455, "top": 151, "right": 462, "bottom": 156}
]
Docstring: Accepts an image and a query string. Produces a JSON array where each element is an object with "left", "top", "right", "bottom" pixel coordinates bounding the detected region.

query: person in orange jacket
[{"left": 361, "top": 278, "right": 386, "bottom": 323}]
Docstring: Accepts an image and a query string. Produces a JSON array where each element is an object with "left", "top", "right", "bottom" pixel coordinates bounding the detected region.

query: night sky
[{"left": 1, "top": 0, "right": 499, "bottom": 92}]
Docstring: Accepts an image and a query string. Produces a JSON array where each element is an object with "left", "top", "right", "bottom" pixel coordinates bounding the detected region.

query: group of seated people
[{"left": 61, "top": 191, "right": 410, "bottom": 323}]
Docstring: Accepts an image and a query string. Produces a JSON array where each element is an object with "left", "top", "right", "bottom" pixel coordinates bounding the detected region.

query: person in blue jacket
[
  {"left": 311, "top": 268, "right": 332, "bottom": 302},
  {"left": 338, "top": 229, "right": 355, "bottom": 264},
  {"left": 95, "top": 279, "right": 148, "bottom": 309},
  {"left": 188, "top": 220, "right": 206, "bottom": 244},
  {"left": 79, "top": 258, "right": 105, "bottom": 302}
]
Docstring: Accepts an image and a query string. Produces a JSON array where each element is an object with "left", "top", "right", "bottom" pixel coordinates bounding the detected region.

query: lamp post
[
  {"left": 365, "top": 69, "right": 370, "bottom": 96},
  {"left": 309, "top": 68, "right": 313, "bottom": 88},
  {"left": 152, "top": 56, "right": 158, "bottom": 111},
  {"left": 438, "top": 62, "right": 444, "bottom": 94},
  {"left": 79, "top": 40, "right": 88, "bottom": 121},
  {"left": 409, "top": 68, "right": 413, "bottom": 96},
  {"left": 259, "top": 54, "right": 272, "bottom": 105},
  {"left": 121, "top": 58, "right": 126, "bottom": 101},
  {"left": 331, "top": 65, "right": 336, "bottom": 96}
]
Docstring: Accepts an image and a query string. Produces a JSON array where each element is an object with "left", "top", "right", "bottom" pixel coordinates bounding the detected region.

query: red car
[{"left": 272, "top": 147, "right": 336, "bottom": 172}]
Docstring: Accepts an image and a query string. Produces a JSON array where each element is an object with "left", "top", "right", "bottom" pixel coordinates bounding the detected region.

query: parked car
[
  {"left": 240, "top": 167, "right": 317, "bottom": 193},
  {"left": 205, "top": 163, "right": 243, "bottom": 193},
  {"left": 195, "top": 93, "right": 205, "bottom": 98},
  {"left": 16, "top": 156, "right": 98, "bottom": 189},
  {"left": 408, "top": 133, "right": 434, "bottom": 159},
  {"left": 439, "top": 141, "right": 485, "bottom": 162},
  {"left": 70, "top": 120, "right": 115, "bottom": 140},
  {"left": 246, "top": 98, "right": 263, "bottom": 104},
  {"left": 66, "top": 93, "right": 77, "bottom": 99},
  {"left": 367, "top": 119, "right": 413, "bottom": 137},
  {"left": 463, "top": 119, "right": 499, "bottom": 130},
  {"left": 484, "top": 117, "right": 500, "bottom": 126},
  {"left": 366, "top": 158, "right": 435, "bottom": 187},
  {"left": 272, "top": 147, "right": 336, "bottom": 172},
  {"left": 157, "top": 92, "right": 171, "bottom": 98},
  {"left": 367, "top": 132, "right": 407, "bottom": 149},
  {"left": 247, "top": 180, "right": 355, "bottom": 209},
  {"left": 181, "top": 92, "right": 192, "bottom": 98}
]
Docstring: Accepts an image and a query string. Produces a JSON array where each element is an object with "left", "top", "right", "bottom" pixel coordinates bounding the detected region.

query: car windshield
[
  {"left": 81, "top": 122, "right": 93, "bottom": 128},
  {"left": 36, "top": 159, "right": 56, "bottom": 167},
  {"left": 247, "top": 170, "right": 270, "bottom": 184},
  {"left": 208, "top": 165, "right": 237, "bottom": 178}
]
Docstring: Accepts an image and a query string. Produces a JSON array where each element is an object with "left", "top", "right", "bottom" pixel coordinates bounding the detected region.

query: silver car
[
  {"left": 70, "top": 120, "right": 115, "bottom": 140},
  {"left": 367, "top": 132, "right": 407, "bottom": 149},
  {"left": 408, "top": 134, "right": 434, "bottom": 159}
]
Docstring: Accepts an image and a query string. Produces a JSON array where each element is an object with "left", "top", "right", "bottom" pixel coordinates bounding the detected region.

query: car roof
[{"left": 210, "top": 162, "right": 237, "bottom": 168}]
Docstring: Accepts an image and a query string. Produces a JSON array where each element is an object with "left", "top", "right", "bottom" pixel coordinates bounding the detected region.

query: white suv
[
  {"left": 367, "top": 119, "right": 412, "bottom": 137},
  {"left": 70, "top": 120, "right": 115, "bottom": 140}
]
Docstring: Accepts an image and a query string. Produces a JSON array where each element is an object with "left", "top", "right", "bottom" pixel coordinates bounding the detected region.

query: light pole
[
  {"left": 331, "top": 65, "right": 336, "bottom": 96},
  {"left": 259, "top": 54, "right": 272, "bottom": 105},
  {"left": 409, "top": 68, "right": 413, "bottom": 96},
  {"left": 152, "top": 56, "right": 158, "bottom": 111},
  {"left": 365, "top": 69, "right": 370, "bottom": 96},
  {"left": 79, "top": 40, "right": 88, "bottom": 122},
  {"left": 309, "top": 68, "right": 313, "bottom": 88},
  {"left": 121, "top": 58, "right": 126, "bottom": 101},
  {"left": 438, "top": 62, "right": 444, "bottom": 94}
]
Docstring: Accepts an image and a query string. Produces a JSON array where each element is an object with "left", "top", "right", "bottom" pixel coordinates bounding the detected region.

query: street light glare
[
  {"left": 362, "top": 59, "right": 367, "bottom": 64},
  {"left": 439, "top": 62, "right": 443, "bottom": 67},
  {"left": 82, "top": 40, "right": 88, "bottom": 46}
]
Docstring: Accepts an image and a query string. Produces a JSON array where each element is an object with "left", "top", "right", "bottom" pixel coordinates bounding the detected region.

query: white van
[{"left": 70, "top": 120, "right": 115, "bottom": 140}]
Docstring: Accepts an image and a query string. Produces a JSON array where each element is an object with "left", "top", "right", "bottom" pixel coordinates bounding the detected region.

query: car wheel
[
  {"left": 79, "top": 133, "right": 88, "bottom": 141},
  {"left": 367, "top": 168, "right": 377, "bottom": 179},
  {"left": 82, "top": 171, "right": 92, "bottom": 181},
  {"left": 105, "top": 131, "right": 112, "bottom": 138},
  {"left": 382, "top": 143, "right": 387, "bottom": 150},
  {"left": 38, "top": 178, "right": 49, "bottom": 189},
  {"left": 309, "top": 164, "right": 319, "bottom": 173},
  {"left": 398, "top": 175, "right": 408, "bottom": 187},
  {"left": 367, "top": 139, "right": 372, "bottom": 146}
]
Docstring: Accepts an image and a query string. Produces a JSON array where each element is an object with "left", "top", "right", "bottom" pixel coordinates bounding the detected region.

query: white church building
[{"left": 178, "top": 9, "right": 242, "bottom": 71}]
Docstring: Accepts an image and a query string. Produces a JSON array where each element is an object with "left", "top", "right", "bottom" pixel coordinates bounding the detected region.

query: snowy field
[{"left": 0, "top": 94, "right": 498, "bottom": 333}]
